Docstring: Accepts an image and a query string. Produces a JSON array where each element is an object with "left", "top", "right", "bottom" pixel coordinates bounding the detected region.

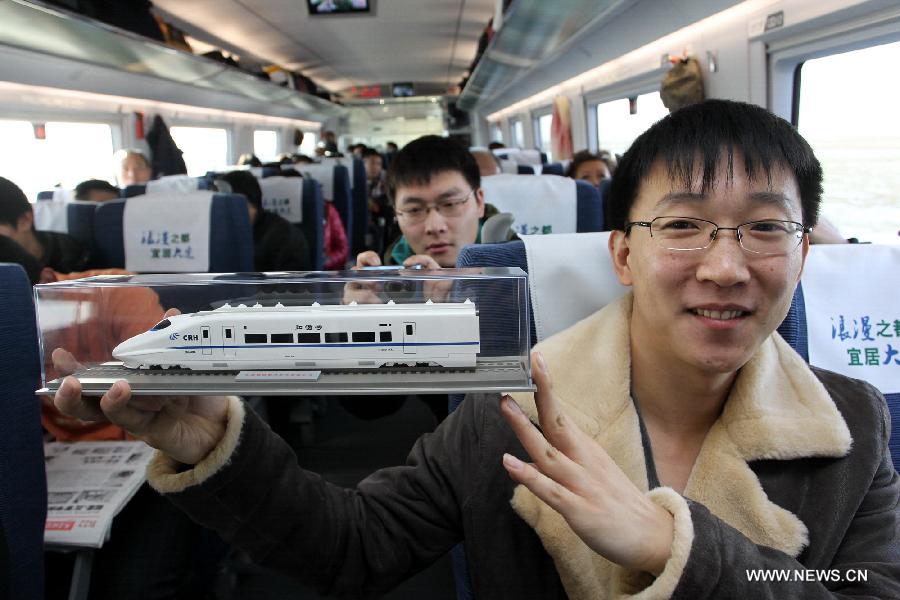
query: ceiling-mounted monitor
[
  {"left": 307, "top": 0, "right": 371, "bottom": 15},
  {"left": 392, "top": 82, "right": 415, "bottom": 97}
]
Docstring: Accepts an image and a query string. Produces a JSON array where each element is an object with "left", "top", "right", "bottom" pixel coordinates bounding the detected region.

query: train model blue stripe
[{"left": 168, "top": 341, "right": 480, "bottom": 350}]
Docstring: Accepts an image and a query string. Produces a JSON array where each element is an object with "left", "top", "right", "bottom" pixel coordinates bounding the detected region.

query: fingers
[
  {"left": 52, "top": 347, "right": 83, "bottom": 376},
  {"left": 530, "top": 351, "right": 590, "bottom": 462},
  {"left": 98, "top": 380, "right": 155, "bottom": 435},
  {"left": 163, "top": 307, "right": 182, "bottom": 318},
  {"left": 500, "top": 395, "right": 593, "bottom": 497},
  {"left": 501, "top": 452, "right": 587, "bottom": 517},
  {"left": 54, "top": 376, "right": 107, "bottom": 422},
  {"left": 356, "top": 251, "right": 382, "bottom": 268},
  {"left": 404, "top": 255, "right": 441, "bottom": 270}
]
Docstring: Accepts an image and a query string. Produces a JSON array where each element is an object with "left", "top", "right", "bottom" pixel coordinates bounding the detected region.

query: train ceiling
[{"left": 153, "top": 0, "right": 497, "bottom": 95}]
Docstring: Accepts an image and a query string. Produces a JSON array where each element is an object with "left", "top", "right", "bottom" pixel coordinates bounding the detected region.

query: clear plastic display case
[{"left": 35, "top": 268, "right": 532, "bottom": 396}]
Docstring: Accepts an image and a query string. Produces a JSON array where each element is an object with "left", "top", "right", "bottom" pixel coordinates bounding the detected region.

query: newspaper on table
[{"left": 44, "top": 440, "right": 154, "bottom": 548}]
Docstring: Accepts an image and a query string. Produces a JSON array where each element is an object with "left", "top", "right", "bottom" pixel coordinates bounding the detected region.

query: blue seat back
[
  {"left": 300, "top": 179, "right": 326, "bottom": 271},
  {"left": 574, "top": 180, "right": 605, "bottom": 232},
  {"left": 66, "top": 202, "right": 99, "bottom": 249},
  {"left": 541, "top": 162, "right": 564, "bottom": 176},
  {"left": 349, "top": 158, "right": 368, "bottom": 256},
  {"left": 0, "top": 263, "right": 46, "bottom": 600},
  {"left": 122, "top": 184, "right": 146, "bottom": 198},
  {"left": 516, "top": 164, "right": 534, "bottom": 175},
  {"left": 36, "top": 191, "right": 53, "bottom": 201},
  {"left": 92, "top": 195, "right": 254, "bottom": 272}
]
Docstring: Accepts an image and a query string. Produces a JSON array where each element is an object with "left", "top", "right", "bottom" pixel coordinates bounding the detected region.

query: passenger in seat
[
  {"left": 565, "top": 149, "right": 614, "bottom": 188},
  {"left": 356, "top": 135, "right": 514, "bottom": 269},
  {"left": 53, "top": 100, "right": 900, "bottom": 599},
  {"left": 115, "top": 149, "right": 153, "bottom": 187},
  {"left": 216, "top": 170, "right": 312, "bottom": 272},
  {"left": 0, "top": 176, "right": 90, "bottom": 273},
  {"left": 74, "top": 178, "right": 120, "bottom": 202}
]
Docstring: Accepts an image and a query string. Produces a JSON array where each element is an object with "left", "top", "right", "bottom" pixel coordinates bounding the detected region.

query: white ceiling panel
[{"left": 154, "top": 0, "right": 497, "bottom": 93}]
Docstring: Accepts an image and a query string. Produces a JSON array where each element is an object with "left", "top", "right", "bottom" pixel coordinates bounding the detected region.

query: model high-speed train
[{"left": 112, "top": 300, "right": 480, "bottom": 370}]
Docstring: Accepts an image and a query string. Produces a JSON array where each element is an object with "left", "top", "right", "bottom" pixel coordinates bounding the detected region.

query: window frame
[
  {"left": 253, "top": 129, "right": 280, "bottom": 162},
  {"left": 168, "top": 120, "right": 233, "bottom": 173},
  {"left": 583, "top": 70, "right": 664, "bottom": 153}
]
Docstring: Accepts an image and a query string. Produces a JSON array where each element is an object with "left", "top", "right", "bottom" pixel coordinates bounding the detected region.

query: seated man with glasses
[
  {"left": 356, "top": 135, "right": 515, "bottom": 269},
  {"left": 52, "top": 100, "right": 899, "bottom": 599}
]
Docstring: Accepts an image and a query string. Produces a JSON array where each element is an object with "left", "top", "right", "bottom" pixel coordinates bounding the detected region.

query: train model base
[{"left": 38, "top": 357, "right": 534, "bottom": 396}]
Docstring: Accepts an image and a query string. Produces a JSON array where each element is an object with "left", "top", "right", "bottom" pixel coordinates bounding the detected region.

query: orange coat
[{"left": 40, "top": 269, "right": 165, "bottom": 441}]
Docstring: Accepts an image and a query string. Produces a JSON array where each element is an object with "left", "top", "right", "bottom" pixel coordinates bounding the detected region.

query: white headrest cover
[{"left": 481, "top": 174, "right": 577, "bottom": 235}]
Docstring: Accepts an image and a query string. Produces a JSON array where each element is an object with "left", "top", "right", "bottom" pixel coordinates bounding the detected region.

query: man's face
[
  {"left": 119, "top": 154, "right": 152, "bottom": 187},
  {"left": 394, "top": 170, "right": 485, "bottom": 267},
  {"left": 364, "top": 155, "right": 383, "bottom": 180},
  {"left": 610, "top": 154, "right": 808, "bottom": 375}
]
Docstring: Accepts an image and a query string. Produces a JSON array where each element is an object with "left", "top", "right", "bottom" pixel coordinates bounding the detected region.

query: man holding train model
[{"left": 53, "top": 100, "right": 899, "bottom": 598}]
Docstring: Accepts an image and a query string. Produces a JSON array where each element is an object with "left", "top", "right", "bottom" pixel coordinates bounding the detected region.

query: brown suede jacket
[{"left": 149, "top": 368, "right": 899, "bottom": 599}]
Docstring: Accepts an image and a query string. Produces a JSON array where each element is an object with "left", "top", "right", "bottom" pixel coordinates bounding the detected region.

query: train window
[
  {"left": 202, "top": 329, "right": 209, "bottom": 338},
  {"left": 352, "top": 332, "right": 376, "bottom": 342},
  {"left": 253, "top": 130, "right": 279, "bottom": 162},
  {"left": 244, "top": 333, "right": 267, "bottom": 344},
  {"left": 593, "top": 91, "right": 668, "bottom": 156},
  {"left": 149, "top": 318, "right": 171, "bottom": 331},
  {"left": 405, "top": 324, "right": 413, "bottom": 335},
  {"left": 169, "top": 126, "right": 229, "bottom": 176},
  {"left": 795, "top": 41, "right": 900, "bottom": 244},
  {"left": 0, "top": 120, "right": 116, "bottom": 201},
  {"left": 271, "top": 333, "right": 294, "bottom": 343},
  {"left": 297, "top": 332, "right": 321, "bottom": 343},
  {"left": 489, "top": 122, "right": 503, "bottom": 145},
  {"left": 533, "top": 112, "right": 553, "bottom": 162},
  {"left": 379, "top": 331, "right": 392, "bottom": 342},
  {"left": 510, "top": 118, "right": 524, "bottom": 148},
  {"left": 299, "top": 131, "right": 317, "bottom": 156},
  {"left": 224, "top": 329, "right": 232, "bottom": 339},
  {"left": 325, "top": 332, "right": 348, "bottom": 343}
]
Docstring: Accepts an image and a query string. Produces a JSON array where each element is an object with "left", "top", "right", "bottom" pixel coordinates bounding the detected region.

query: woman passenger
[{"left": 565, "top": 149, "right": 614, "bottom": 188}]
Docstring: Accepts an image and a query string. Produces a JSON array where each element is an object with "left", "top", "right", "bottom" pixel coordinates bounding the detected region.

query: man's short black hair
[
  {"left": 0, "top": 176, "right": 32, "bottom": 227},
  {"left": 74, "top": 179, "right": 119, "bottom": 200},
  {"left": 386, "top": 135, "right": 480, "bottom": 200},
  {"left": 361, "top": 148, "right": 382, "bottom": 160},
  {"left": 606, "top": 99, "right": 823, "bottom": 230},
  {"left": 217, "top": 171, "right": 262, "bottom": 209},
  {"left": 0, "top": 235, "right": 43, "bottom": 284}
]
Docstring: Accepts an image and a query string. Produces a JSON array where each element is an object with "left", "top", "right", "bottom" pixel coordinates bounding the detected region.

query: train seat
[
  {"left": 92, "top": 193, "right": 254, "bottom": 272},
  {"left": 259, "top": 176, "right": 324, "bottom": 269},
  {"left": 296, "top": 163, "right": 353, "bottom": 251},
  {"left": 480, "top": 174, "right": 604, "bottom": 235},
  {"left": 144, "top": 174, "right": 213, "bottom": 195},
  {"left": 33, "top": 188, "right": 74, "bottom": 233},
  {"left": 516, "top": 164, "right": 535, "bottom": 175},
  {"left": 0, "top": 263, "right": 47, "bottom": 600},
  {"left": 541, "top": 162, "right": 564, "bottom": 176}
]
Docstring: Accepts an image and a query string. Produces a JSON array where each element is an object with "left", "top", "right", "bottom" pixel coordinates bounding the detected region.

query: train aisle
[{"left": 222, "top": 396, "right": 456, "bottom": 600}]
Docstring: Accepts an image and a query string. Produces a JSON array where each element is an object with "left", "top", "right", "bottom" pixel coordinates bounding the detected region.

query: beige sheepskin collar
[{"left": 507, "top": 294, "right": 852, "bottom": 599}]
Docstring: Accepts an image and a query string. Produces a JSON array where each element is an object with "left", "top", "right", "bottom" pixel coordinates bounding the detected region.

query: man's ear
[
  {"left": 18, "top": 210, "right": 34, "bottom": 233},
  {"left": 475, "top": 188, "right": 485, "bottom": 219},
  {"left": 609, "top": 230, "right": 634, "bottom": 286}
]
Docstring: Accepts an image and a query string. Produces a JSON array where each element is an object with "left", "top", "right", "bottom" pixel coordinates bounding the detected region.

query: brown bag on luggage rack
[{"left": 660, "top": 57, "right": 705, "bottom": 111}]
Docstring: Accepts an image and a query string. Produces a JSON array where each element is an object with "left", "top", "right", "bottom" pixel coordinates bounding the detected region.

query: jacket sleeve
[
  {"left": 150, "top": 397, "right": 486, "bottom": 597},
  {"left": 671, "top": 393, "right": 900, "bottom": 599}
]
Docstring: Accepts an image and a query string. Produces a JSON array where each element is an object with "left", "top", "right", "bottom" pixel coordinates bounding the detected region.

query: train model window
[
  {"left": 379, "top": 331, "right": 392, "bottom": 342},
  {"left": 325, "top": 332, "right": 348, "bottom": 343},
  {"left": 244, "top": 333, "right": 267, "bottom": 344},
  {"left": 352, "top": 332, "right": 376, "bottom": 342},
  {"left": 297, "top": 332, "right": 321, "bottom": 343},
  {"left": 150, "top": 319, "right": 171, "bottom": 331},
  {"left": 0, "top": 120, "right": 116, "bottom": 202},
  {"left": 271, "top": 333, "right": 294, "bottom": 343},
  {"left": 405, "top": 324, "right": 414, "bottom": 335},
  {"left": 594, "top": 91, "right": 668, "bottom": 157},
  {"left": 796, "top": 41, "right": 900, "bottom": 245},
  {"left": 169, "top": 126, "right": 229, "bottom": 177},
  {"left": 253, "top": 130, "right": 278, "bottom": 162}
]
